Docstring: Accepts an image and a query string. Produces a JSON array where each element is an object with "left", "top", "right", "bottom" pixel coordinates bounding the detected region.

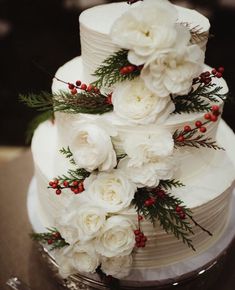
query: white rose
[
  {"left": 95, "top": 215, "right": 135, "bottom": 257},
  {"left": 122, "top": 128, "right": 174, "bottom": 167},
  {"left": 55, "top": 243, "right": 100, "bottom": 276},
  {"left": 112, "top": 78, "right": 174, "bottom": 125},
  {"left": 70, "top": 122, "right": 117, "bottom": 172},
  {"left": 141, "top": 27, "right": 204, "bottom": 97},
  {"left": 101, "top": 255, "right": 133, "bottom": 279},
  {"left": 56, "top": 198, "right": 107, "bottom": 242},
  {"left": 118, "top": 157, "right": 176, "bottom": 188},
  {"left": 110, "top": 0, "right": 178, "bottom": 65},
  {"left": 84, "top": 170, "right": 137, "bottom": 213}
]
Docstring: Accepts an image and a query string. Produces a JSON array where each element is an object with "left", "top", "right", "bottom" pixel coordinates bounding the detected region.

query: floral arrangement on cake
[{"left": 22, "top": 0, "right": 228, "bottom": 280}]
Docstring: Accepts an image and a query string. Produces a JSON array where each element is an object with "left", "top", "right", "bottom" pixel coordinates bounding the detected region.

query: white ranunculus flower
[
  {"left": 110, "top": 0, "right": 178, "bottom": 65},
  {"left": 84, "top": 170, "right": 137, "bottom": 213},
  {"left": 112, "top": 78, "right": 174, "bottom": 125},
  {"left": 118, "top": 157, "right": 176, "bottom": 188},
  {"left": 55, "top": 243, "right": 100, "bottom": 277},
  {"left": 122, "top": 128, "right": 174, "bottom": 167},
  {"left": 95, "top": 215, "right": 135, "bottom": 258},
  {"left": 56, "top": 198, "right": 107, "bottom": 243},
  {"left": 69, "top": 122, "right": 117, "bottom": 172},
  {"left": 141, "top": 27, "right": 204, "bottom": 97},
  {"left": 101, "top": 255, "right": 133, "bottom": 279}
]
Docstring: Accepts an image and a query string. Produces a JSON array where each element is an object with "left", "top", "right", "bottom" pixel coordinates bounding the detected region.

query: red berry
[
  {"left": 140, "top": 241, "right": 146, "bottom": 248},
  {"left": 71, "top": 88, "right": 77, "bottom": 95},
  {"left": 94, "top": 87, "right": 100, "bottom": 94},
  {"left": 120, "top": 66, "right": 129, "bottom": 75},
  {"left": 204, "top": 71, "right": 210, "bottom": 77},
  {"left": 216, "top": 72, "right": 222, "bottom": 78},
  {"left": 56, "top": 189, "right": 62, "bottom": 195},
  {"left": 211, "top": 105, "right": 219, "bottom": 112},
  {"left": 68, "top": 83, "right": 75, "bottom": 90},
  {"left": 63, "top": 181, "right": 69, "bottom": 187},
  {"left": 204, "top": 77, "right": 212, "bottom": 85},
  {"left": 78, "top": 182, "right": 84, "bottom": 193},
  {"left": 73, "top": 188, "right": 80, "bottom": 194},
  {"left": 73, "top": 181, "right": 79, "bottom": 187},
  {"left": 52, "top": 183, "right": 57, "bottom": 189},
  {"left": 76, "top": 80, "right": 81, "bottom": 86},
  {"left": 134, "top": 229, "right": 141, "bottom": 236},
  {"left": 200, "top": 126, "right": 207, "bottom": 133},
  {"left": 53, "top": 232, "right": 61, "bottom": 239},
  {"left": 49, "top": 181, "right": 54, "bottom": 186},
  {"left": 211, "top": 115, "right": 218, "bottom": 122},
  {"left": 106, "top": 95, "right": 112, "bottom": 105},
  {"left": 87, "top": 84, "right": 93, "bottom": 92},
  {"left": 212, "top": 68, "right": 217, "bottom": 75},
  {"left": 80, "top": 83, "right": 87, "bottom": 90},
  {"left": 180, "top": 213, "right": 186, "bottom": 219},
  {"left": 47, "top": 239, "right": 53, "bottom": 245},
  {"left": 54, "top": 179, "right": 59, "bottom": 184},
  {"left": 195, "top": 121, "right": 202, "bottom": 128},
  {"left": 142, "top": 236, "right": 147, "bottom": 242},
  {"left": 204, "top": 113, "right": 212, "bottom": 120},
  {"left": 218, "top": 67, "right": 224, "bottom": 73},
  {"left": 126, "top": 65, "right": 135, "bottom": 73},
  {"left": 177, "top": 135, "right": 185, "bottom": 142},
  {"left": 157, "top": 189, "right": 166, "bottom": 198},
  {"left": 144, "top": 199, "right": 152, "bottom": 207},
  {"left": 135, "top": 236, "right": 141, "bottom": 242},
  {"left": 136, "top": 242, "right": 141, "bottom": 248},
  {"left": 184, "top": 125, "right": 191, "bottom": 132},
  {"left": 176, "top": 206, "right": 182, "bottom": 213},
  {"left": 138, "top": 215, "right": 143, "bottom": 221},
  {"left": 70, "top": 187, "right": 75, "bottom": 192}
]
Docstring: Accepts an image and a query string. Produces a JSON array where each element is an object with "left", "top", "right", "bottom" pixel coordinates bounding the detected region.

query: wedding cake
[{"left": 24, "top": 0, "right": 235, "bottom": 283}]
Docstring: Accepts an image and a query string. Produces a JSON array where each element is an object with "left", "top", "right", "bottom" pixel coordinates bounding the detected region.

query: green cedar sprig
[
  {"left": 92, "top": 49, "right": 141, "bottom": 88},
  {"left": 173, "top": 125, "right": 224, "bottom": 151},
  {"left": 31, "top": 228, "right": 69, "bottom": 251},
  {"left": 56, "top": 168, "right": 90, "bottom": 184},
  {"left": 60, "top": 146, "right": 76, "bottom": 165},
  {"left": 173, "top": 83, "right": 227, "bottom": 114},
  {"left": 132, "top": 184, "right": 196, "bottom": 251}
]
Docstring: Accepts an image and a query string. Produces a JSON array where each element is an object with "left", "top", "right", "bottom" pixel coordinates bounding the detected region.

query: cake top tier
[
  {"left": 80, "top": 1, "right": 210, "bottom": 36},
  {"left": 79, "top": 1, "right": 210, "bottom": 82}
]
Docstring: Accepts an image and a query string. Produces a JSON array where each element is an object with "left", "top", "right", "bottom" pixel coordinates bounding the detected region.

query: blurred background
[{"left": 0, "top": 0, "right": 235, "bottom": 162}]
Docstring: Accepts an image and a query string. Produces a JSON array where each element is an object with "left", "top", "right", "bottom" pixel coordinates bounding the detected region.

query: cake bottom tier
[{"left": 29, "top": 119, "right": 235, "bottom": 277}]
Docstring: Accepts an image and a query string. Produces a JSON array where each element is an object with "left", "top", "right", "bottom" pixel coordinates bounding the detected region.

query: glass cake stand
[{"left": 27, "top": 120, "right": 235, "bottom": 290}]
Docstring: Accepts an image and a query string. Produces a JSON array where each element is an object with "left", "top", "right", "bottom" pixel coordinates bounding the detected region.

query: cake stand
[{"left": 27, "top": 119, "right": 235, "bottom": 290}]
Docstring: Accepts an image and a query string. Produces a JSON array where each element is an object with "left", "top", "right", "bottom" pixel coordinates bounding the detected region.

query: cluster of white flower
[
  {"left": 111, "top": 0, "right": 205, "bottom": 124},
  {"left": 54, "top": 0, "right": 202, "bottom": 279},
  {"left": 55, "top": 174, "right": 136, "bottom": 278}
]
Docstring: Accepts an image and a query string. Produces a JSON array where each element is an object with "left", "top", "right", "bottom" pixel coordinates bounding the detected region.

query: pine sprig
[
  {"left": 133, "top": 187, "right": 195, "bottom": 251},
  {"left": 175, "top": 134, "right": 224, "bottom": 150},
  {"left": 159, "top": 179, "right": 185, "bottom": 190},
  {"left": 31, "top": 228, "right": 69, "bottom": 250},
  {"left": 92, "top": 49, "right": 140, "bottom": 88},
  {"left": 180, "top": 23, "right": 209, "bottom": 44},
  {"left": 60, "top": 146, "right": 76, "bottom": 165},
  {"left": 173, "top": 84, "right": 226, "bottom": 114},
  {"left": 57, "top": 168, "right": 90, "bottom": 184},
  {"left": 19, "top": 92, "right": 54, "bottom": 112}
]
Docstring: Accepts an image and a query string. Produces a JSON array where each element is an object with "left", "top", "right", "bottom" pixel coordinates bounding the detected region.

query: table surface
[{"left": 0, "top": 150, "right": 235, "bottom": 290}]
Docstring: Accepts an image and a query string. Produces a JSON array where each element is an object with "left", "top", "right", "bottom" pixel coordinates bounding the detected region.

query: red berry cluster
[
  {"left": 47, "top": 231, "right": 61, "bottom": 245},
  {"left": 193, "top": 67, "right": 224, "bottom": 85},
  {"left": 175, "top": 206, "right": 186, "bottom": 220},
  {"left": 155, "top": 189, "right": 166, "bottom": 198},
  {"left": 204, "top": 105, "right": 220, "bottom": 123},
  {"left": 176, "top": 105, "right": 220, "bottom": 142},
  {"left": 48, "top": 179, "right": 84, "bottom": 195},
  {"left": 68, "top": 80, "right": 100, "bottom": 95},
  {"left": 119, "top": 65, "right": 143, "bottom": 75},
  {"left": 134, "top": 229, "right": 147, "bottom": 248}
]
